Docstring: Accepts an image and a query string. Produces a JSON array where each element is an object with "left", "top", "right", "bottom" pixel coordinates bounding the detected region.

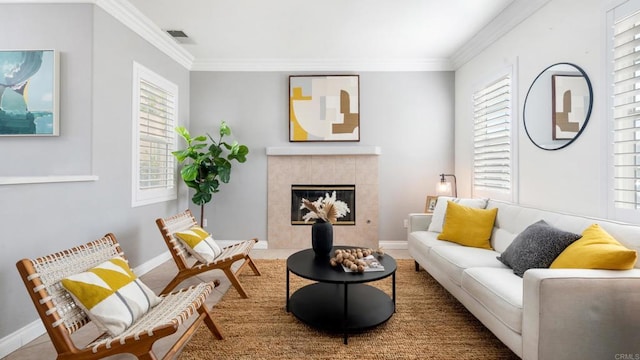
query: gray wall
[
  {"left": 0, "top": 4, "right": 189, "bottom": 340},
  {"left": 189, "top": 71, "right": 455, "bottom": 243}
]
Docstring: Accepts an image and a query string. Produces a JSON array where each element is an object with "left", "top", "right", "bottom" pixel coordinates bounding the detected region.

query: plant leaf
[
  {"left": 172, "top": 149, "right": 190, "bottom": 162},
  {"left": 233, "top": 145, "right": 249, "bottom": 163},
  {"left": 180, "top": 164, "right": 199, "bottom": 181},
  {"left": 184, "top": 180, "right": 199, "bottom": 189},
  {"left": 218, "top": 165, "right": 231, "bottom": 183},
  {"left": 192, "top": 191, "right": 211, "bottom": 205},
  {"left": 175, "top": 126, "right": 191, "bottom": 142},
  {"left": 219, "top": 121, "right": 231, "bottom": 136}
]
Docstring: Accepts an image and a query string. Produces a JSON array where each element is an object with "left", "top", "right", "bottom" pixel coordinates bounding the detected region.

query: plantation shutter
[
  {"left": 132, "top": 62, "right": 177, "bottom": 207},
  {"left": 612, "top": 10, "right": 640, "bottom": 210},
  {"left": 138, "top": 78, "right": 176, "bottom": 190},
  {"left": 473, "top": 74, "right": 512, "bottom": 193}
]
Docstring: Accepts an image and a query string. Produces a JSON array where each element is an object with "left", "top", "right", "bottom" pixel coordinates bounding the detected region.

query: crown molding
[
  {"left": 191, "top": 58, "right": 453, "bottom": 72},
  {"left": 94, "top": 0, "right": 194, "bottom": 69},
  {"left": 451, "top": 0, "right": 551, "bottom": 69},
  {"left": 1, "top": 0, "right": 450, "bottom": 72},
  {"left": 2, "top": 0, "right": 541, "bottom": 72},
  {"left": 0, "top": 0, "right": 194, "bottom": 69}
]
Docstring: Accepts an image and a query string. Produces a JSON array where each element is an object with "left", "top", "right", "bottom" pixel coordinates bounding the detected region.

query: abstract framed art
[
  {"left": 0, "top": 49, "right": 59, "bottom": 136},
  {"left": 289, "top": 75, "right": 360, "bottom": 142},
  {"left": 551, "top": 73, "right": 588, "bottom": 140}
]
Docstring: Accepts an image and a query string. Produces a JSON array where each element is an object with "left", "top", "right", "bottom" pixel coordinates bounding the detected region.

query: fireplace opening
[{"left": 291, "top": 185, "right": 355, "bottom": 225}]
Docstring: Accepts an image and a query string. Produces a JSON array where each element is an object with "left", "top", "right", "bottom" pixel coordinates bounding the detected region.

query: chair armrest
[
  {"left": 408, "top": 213, "right": 433, "bottom": 233},
  {"left": 522, "top": 268, "right": 640, "bottom": 360}
]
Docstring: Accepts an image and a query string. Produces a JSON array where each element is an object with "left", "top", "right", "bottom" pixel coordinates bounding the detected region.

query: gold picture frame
[{"left": 425, "top": 195, "right": 438, "bottom": 213}]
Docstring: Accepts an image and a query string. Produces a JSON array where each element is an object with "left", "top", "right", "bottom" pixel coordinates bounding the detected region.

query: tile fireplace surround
[{"left": 267, "top": 146, "right": 380, "bottom": 249}]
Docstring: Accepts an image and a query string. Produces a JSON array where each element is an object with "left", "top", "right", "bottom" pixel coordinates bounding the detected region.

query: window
[
  {"left": 131, "top": 62, "right": 178, "bottom": 207},
  {"left": 608, "top": 1, "right": 640, "bottom": 222},
  {"left": 472, "top": 71, "right": 515, "bottom": 201}
]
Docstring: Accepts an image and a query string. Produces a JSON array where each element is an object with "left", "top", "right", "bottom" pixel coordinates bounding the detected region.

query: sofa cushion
[
  {"left": 462, "top": 267, "right": 523, "bottom": 334},
  {"left": 408, "top": 230, "right": 459, "bottom": 253},
  {"left": 438, "top": 201, "right": 498, "bottom": 249},
  {"left": 428, "top": 246, "right": 507, "bottom": 286},
  {"left": 551, "top": 224, "right": 638, "bottom": 270},
  {"left": 491, "top": 227, "right": 518, "bottom": 254},
  {"left": 428, "top": 196, "right": 488, "bottom": 233},
  {"left": 497, "top": 220, "right": 581, "bottom": 277}
]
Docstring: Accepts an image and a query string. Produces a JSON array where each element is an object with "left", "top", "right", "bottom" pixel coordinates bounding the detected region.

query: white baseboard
[
  {"left": 133, "top": 250, "right": 172, "bottom": 276},
  {"left": 0, "top": 320, "right": 45, "bottom": 358},
  {"left": 240, "top": 239, "right": 405, "bottom": 250},
  {"left": 379, "top": 240, "right": 408, "bottom": 250}
]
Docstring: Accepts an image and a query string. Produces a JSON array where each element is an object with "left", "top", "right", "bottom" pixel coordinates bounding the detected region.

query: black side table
[{"left": 286, "top": 247, "right": 397, "bottom": 344}]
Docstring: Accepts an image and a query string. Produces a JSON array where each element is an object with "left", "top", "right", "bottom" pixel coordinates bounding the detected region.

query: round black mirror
[{"left": 523, "top": 63, "right": 593, "bottom": 150}]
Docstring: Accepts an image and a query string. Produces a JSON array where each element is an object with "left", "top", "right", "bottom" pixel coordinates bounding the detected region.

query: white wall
[
  {"left": 455, "top": 0, "right": 606, "bottom": 217},
  {"left": 189, "top": 71, "right": 455, "bottom": 243}
]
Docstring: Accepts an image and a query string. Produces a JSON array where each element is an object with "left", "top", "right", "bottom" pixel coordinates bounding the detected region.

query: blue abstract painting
[{"left": 0, "top": 50, "right": 58, "bottom": 136}]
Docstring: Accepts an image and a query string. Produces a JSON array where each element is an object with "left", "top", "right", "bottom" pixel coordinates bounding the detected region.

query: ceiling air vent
[{"left": 165, "top": 30, "right": 194, "bottom": 44}]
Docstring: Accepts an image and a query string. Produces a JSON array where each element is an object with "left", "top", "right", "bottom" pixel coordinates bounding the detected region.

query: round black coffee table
[{"left": 286, "top": 247, "right": 397, "bottom": 344}]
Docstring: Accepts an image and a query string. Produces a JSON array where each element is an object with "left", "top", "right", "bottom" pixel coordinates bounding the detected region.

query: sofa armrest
[
  {"left": 522, "top": 268, "right": 640, "bottom": 360},
  {"left": 408, "top": 213, "right": 432, "bottom": 234}
]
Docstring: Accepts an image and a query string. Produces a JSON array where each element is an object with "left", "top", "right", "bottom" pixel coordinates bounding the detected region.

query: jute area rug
[{"left": 179, "top": 259, "right": 519, "bottom": 360}]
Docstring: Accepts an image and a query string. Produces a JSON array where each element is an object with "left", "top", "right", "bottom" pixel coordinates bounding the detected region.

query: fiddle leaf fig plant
[{"left": 172, "top": 122, "right": 249, "bottom": 225}]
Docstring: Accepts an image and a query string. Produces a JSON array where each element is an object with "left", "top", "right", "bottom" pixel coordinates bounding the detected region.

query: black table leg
[
  {"left": 343, "top": 283, "right": 348, "bottom": 344},
  {"left": 286, "top": 268, "right": 290, "bottom": 312},
  {"left": 392, "top": 271, "right": 396, "bottom": 312}
]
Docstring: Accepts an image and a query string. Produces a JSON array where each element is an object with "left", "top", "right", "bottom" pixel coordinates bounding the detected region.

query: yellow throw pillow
[
  {"left": 175, "top": 226, "right": 223, "bottom": 263},
  {"left": 437, "top": 201, "right": 498, "bottom": 249},
  {"left": 61, "top": 257, "right": 161, "bottom": 336},
  {"left": 550, "top": 224, "right": 638, "bottom": 269}
]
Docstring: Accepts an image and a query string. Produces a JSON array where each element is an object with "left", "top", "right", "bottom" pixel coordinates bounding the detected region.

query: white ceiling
[{"left": 121, "top": 0, "right": 548, "bottom": 70}]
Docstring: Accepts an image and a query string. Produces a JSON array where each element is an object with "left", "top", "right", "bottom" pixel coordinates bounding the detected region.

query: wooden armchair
[
  {"left": 16, "top": 233, "right": 223, "bottom": 360},
  {"left": 155, "top": 209, "right": 261, "bottom": 297}
]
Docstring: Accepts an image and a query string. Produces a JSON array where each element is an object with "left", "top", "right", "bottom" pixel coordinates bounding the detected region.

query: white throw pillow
[
  {"left": 175, "top": 226, "right": 223, "bottom": 263},
  {"left": 428, "top": 196, "right": 489, "bottom": 233},
  {"left": 61, "top": 257, "right": 161, "bottom": 336}
]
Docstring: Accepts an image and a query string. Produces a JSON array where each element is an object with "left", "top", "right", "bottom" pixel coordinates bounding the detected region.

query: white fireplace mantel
[{"left": 266, "top": 146, "right": 381, "bottom": 156}]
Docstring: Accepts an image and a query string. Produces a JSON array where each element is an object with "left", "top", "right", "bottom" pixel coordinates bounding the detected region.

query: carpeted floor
[{"left": 179, "top": 259, "right": 520, "bottom": 360}]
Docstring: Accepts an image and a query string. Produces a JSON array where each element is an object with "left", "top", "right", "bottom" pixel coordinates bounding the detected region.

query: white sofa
[{"left": 407, "top": 199, "right": 640, "bottom": 360}]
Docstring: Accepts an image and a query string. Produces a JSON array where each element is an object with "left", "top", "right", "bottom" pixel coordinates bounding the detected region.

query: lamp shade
[
  {"left": 437, "top": 173, "right": 457, "bottom": 197},
  {"left": 436, "top": 181, "right": 452, "bottom": 196}
]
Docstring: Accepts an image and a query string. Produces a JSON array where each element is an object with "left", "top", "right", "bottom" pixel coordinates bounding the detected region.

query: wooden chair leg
[
  {"left": 199, "top": 306, "right": 223, "bottom": 340},
  {"left": 246, "top": 256, "right": 261, "bottom": 276},
  {"left": 223, "top": 266, "right": 249, "bottom": 298},
  {"left": 235, "top": 256, "right": 261, "bottom": 277}
]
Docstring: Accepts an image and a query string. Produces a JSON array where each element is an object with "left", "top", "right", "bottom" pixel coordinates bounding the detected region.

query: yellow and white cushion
[
  {"left": 61, "top": 257, "right": 161, "bottom": 336},
  {"left": 175, "top": 226, "right": 223, "bottom": 263}
]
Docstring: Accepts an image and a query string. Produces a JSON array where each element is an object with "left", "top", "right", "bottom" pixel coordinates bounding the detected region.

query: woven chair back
[
  {"left": 26, "top": 235, "right": 123, "bottom": 335},
  {"left": 158, "top": 210, "right": 198, "bottom": 265}
]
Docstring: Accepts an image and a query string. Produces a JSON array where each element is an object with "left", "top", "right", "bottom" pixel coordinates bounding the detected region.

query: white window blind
[
  {"left": 612, "top": 9, "right": 640, "bottom": 210},
  {"left": 473, "top": 74, "right": 512, "bottom": 195},
  {"left": 132, "top": 63, "right": 177, "bottom": 207}
]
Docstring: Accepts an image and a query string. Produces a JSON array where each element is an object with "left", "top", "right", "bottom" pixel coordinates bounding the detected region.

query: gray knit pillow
[{"left": 497, "top": 220, "right": 581, "bottom": 277}]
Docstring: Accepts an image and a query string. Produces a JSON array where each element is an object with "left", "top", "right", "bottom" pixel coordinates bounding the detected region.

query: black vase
[{"left": 311, "top": 220, "right": 333, "bottom": 257}]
